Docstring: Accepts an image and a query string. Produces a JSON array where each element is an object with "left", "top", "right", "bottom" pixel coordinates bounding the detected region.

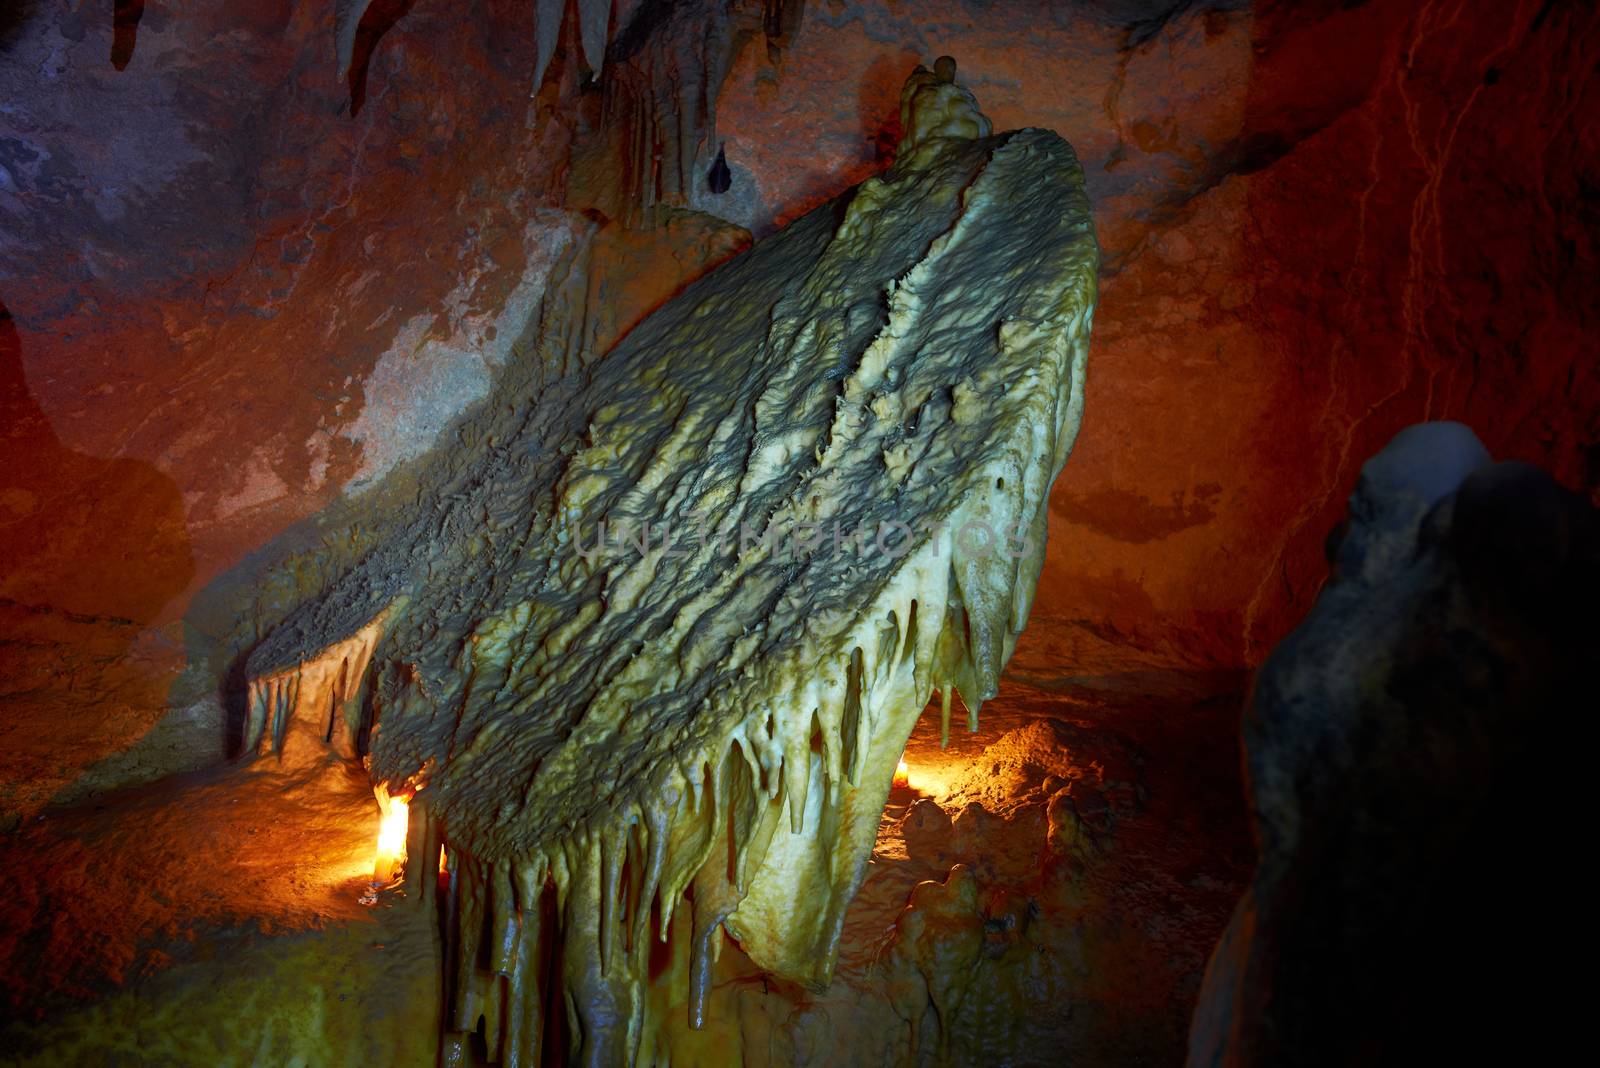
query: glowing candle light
[
  {"left": 373, "top": 784, "right": 410, "bottom": 884},
  {"left": 893, "top": 759, "right": 911, "bottom": 790}
]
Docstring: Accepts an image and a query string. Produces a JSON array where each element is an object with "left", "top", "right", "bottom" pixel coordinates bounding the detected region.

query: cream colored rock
[
  {"left": 243, "top": 66, "right": 1097, "bottom": 1064},
  {"left": 896, "top": 57, "right": 994, "bottom": 170}
]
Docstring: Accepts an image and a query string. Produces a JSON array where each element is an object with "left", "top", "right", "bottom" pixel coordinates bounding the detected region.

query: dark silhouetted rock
[{"left": 1190, "top": 422, "right": 1597, "bottom": 1067}]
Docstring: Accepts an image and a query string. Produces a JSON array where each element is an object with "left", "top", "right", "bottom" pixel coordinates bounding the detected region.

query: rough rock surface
[
  {"left": 4, "top": 0, "right": 1596, "bottom": 817},
  {"left": 1, "top": 0, "right": 1597, "bottom": 1063},
  {"left": 0, "top": 752, "right": 440, "bottom": 1065},
  {"left": 703, "top": 0, "right": 1600, "bottom": 671},
  {"left": 0, "top": 667, "right": 1249, "bottom": 1067},
  {"left": 237, "top": 67, "right": 1098, "bottom": 1064},
  {"left": 1189, "top": 422, "right": 1597, "bottom": 1066},
  {"left": 1, "top": 0, "right": 579, "bottom": 816},
  {"left": 668, "top": 674, "right": 1251, "bottom": 1067}
]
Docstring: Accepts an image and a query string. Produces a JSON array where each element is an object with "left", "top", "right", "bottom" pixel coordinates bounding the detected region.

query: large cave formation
[{"left": 1, "top": 2, "right": 1595, "bottom": 1066}]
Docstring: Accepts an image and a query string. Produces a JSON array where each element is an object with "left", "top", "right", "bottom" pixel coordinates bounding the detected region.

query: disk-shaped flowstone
[{"left": 240, "top": 60, "right": 1098, "bottom": 1066}]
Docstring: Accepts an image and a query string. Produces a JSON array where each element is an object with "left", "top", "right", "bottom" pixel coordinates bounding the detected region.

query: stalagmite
[{"left": 242, "top": 61, "right": 1097, "bottom": 1063}]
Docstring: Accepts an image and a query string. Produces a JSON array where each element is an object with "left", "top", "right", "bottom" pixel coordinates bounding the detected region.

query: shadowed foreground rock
[{"left": 1190, "top": 422, "right": 1596, "bottom": 1066}]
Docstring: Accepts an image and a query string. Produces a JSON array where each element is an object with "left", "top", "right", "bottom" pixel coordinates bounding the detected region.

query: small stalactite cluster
[
  {"left": 577, "top": 0, "right": 808, "bottom": 226},
  {"left": 333, "top": 0, "right": 808, "bottom": 228},
  {"left": 335, "top": 0, "right": 615, "bottom": 89},
  {"left": 243, "top": 610, "right": 390, "bottom": 764},
  {"left": 328, "top": 0, "right": 812, "bottom": 227},
  {"left": 410, "top": 564, "right": 1032, "bottom": 1067}
]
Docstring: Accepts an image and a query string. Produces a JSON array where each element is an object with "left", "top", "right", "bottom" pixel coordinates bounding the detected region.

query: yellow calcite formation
[
  {"left": 244, "top": 608, "right": 391, "bottom": 764},
  {"left": 897, "top": 56, "right": 994, "bottom": 170},
  {"left": 242, "top": 64, "right": 1096, "bottom": 1065}
]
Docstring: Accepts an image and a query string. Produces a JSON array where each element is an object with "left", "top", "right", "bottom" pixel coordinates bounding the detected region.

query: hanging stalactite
[{"left": 242, "top": 64, "right": 1098, "bottom": 1064}]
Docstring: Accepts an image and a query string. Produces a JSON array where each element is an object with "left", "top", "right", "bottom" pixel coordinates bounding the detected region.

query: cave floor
[
  {"left": 677, "top": 666, "right": 1254, "bottom": 1067},
  {"left": 0, "top": 664, "right": 1250, "bottom": 1067},
  {"left": 0, "top": 753, "right": 441, "bottom": 1065}
]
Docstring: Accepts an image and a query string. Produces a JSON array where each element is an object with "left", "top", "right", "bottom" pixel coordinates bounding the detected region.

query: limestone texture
[
  {"left": 239, "top": 66, "right": 1098, "bottom": 1064},
  {"left": 5, "top": 0, "right": 1595, "bottom": 819},
  {"left": 1, "top": 0, "right": 1596, "bottom": 1064}
]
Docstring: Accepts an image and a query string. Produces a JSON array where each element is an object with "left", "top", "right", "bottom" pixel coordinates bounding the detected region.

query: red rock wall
[
  {"left": 1, "top": 0, "right": 576, "bottom": 815},
  {"left": 2, "top": 0, "right": 1595, "bottom": 815},
  {"left": 2, "top": 0, "right": 573, "bottom": 614},
  {"left": 704, "top": 0, "right": 1598, "bottom": 671},
  {"left": 1099, "top": 0, "right": 1600, "bottom": 665}
]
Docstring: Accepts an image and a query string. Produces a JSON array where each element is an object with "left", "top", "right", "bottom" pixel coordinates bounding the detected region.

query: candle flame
[
  {"left": 893, "top": 759, "right": 911, "bottom": 790},
  {"left": 373, "top": 784, "right": 410, "bottom": 884}
]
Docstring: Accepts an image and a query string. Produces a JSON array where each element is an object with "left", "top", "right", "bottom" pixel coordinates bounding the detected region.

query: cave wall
[
  {"left": 3, "top": 0, "right": 1596, "bottom": 817},
  {"left": 1, "top": 0, "right": 580, "bottom": 818},
  {"left": 1055, "top": 0, "right": 1600, "bottom": 668},
  {"left": 666, "top": 0, "right": 1598, "bottom": 671}
]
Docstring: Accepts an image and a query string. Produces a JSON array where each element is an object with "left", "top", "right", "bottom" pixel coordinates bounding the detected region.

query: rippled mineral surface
[{"left": 237, "top": 67, "right": 1097, "bottom": 1064}]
